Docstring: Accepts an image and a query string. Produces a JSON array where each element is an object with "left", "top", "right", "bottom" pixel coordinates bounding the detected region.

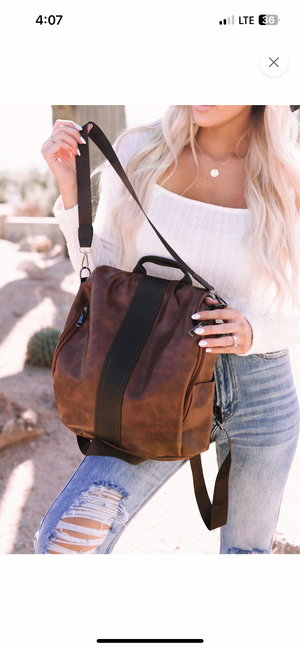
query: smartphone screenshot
[{"left": 0, "top": 2, "right": 299, "bottom": 648}]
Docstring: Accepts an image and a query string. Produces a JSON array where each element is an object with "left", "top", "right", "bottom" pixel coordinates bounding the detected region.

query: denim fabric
[{"left": 34, "top": 351, "right": 299, "bottom": 554}]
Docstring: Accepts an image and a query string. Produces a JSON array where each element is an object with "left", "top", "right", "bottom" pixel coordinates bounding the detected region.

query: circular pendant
[{"left": 210, "top": 168, "right": 219, "bottom": 178}]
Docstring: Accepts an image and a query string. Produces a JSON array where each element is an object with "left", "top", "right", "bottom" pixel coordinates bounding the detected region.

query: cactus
[{"left": 26, "top": 328, "right": 61, "bottom": 368}]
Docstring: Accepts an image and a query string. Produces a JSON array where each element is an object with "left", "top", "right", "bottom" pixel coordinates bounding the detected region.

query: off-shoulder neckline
[{"left": 154, "top": 183, "right": 250, "bottom": 213}]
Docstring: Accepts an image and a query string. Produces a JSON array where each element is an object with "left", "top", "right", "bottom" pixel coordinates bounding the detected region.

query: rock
[
  {"left": 272, "top": 533, "right": 300, "bottom": 554},
  {"left": 0, "top": 393, "right": 23, "bottom": 419},
  {"left": 0, "top": 417, "right": 44, "bottom": 450},
  {"left": 18, "top": 240, "right": 33, "bottom": 252},
  {"left": 48, "top": 243, "right": 64, "bottom": 258},
  {"left": 22, "top": 409, "right": 38, "bottom": 425},
  {"left": 17, "top": 260, "right": 44, "bottom": 276},
  {"left": 32, "top": 235, "right": 54, "bottom": 253},
  {"left": 18, "top": 235, "right": 54, "bottom": 253},
  {"left": 0, "top": 393, "right": 44, "bottom": 450}
]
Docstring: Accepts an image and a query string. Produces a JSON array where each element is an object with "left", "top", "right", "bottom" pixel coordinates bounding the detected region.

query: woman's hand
[
  {"left": 192, "top": 296, "right": 253, "bottom": 355},
  {"left": 41, "top": 120, "right": 92, "bottom": 210}
]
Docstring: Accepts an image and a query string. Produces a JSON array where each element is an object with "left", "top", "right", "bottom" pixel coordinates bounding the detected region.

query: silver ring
[
  {"left": 231, "top": 335, "right": 238, "bottom": 347},
  {"left": 49, "top": 135, "right": 55, "bottom": 144}
]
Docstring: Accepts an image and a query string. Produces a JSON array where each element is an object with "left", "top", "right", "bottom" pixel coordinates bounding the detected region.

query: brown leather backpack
[{"left": 52, "top": 123, "right": 231, "bottom": 531}]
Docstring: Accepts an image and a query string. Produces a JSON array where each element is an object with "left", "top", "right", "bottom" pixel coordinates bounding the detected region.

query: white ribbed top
[
  {"left": 54, "top": 130, "right": 300, "bottom": 355},
  {"left": 135, "top": 183, "right": 252, "bottom": 304}
]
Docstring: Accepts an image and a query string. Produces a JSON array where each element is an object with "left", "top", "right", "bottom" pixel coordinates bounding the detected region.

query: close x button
[{"left": 260, "top": 49, "right": 288, "bottom": 76}]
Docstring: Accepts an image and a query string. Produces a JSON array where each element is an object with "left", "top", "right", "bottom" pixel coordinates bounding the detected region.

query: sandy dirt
[
  {"left": 0, "top": 240, "right": 84, "bottom": 553},
  {"left": 0, "top": 238, "right": 299, "bottom": 555}
]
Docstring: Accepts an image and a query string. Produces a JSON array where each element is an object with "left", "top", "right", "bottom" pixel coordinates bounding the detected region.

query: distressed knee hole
[
  {"left": 226, "top": 547, "right": 268, "bottom": 555},
  {"left": 47, "top": 483, "right": 128, "bottom": 554}
]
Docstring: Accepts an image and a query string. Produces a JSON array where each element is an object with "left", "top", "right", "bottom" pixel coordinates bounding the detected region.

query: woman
[{"left": 35, "top": 105, "right": 300, "bottom": 554}]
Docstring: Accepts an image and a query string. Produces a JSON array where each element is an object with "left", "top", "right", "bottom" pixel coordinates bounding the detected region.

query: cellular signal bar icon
[{"left": 219, "top": 15, "right": 235, "bottom": 25}]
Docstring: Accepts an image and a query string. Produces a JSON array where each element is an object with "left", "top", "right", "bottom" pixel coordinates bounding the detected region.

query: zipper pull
[
  {"left": 188, "top": 319, "right": 206, "bottom": 337},
  {"left": 188, "top": 324, "right": 199, "bottom": 337},
  {"left": 76, "top": 305, "right": 89, "bottom": 328}
]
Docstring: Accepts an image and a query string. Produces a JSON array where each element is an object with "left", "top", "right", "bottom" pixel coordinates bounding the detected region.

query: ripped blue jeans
[{"left": 34, "top": 351, "right": 299, "bottom": 554}]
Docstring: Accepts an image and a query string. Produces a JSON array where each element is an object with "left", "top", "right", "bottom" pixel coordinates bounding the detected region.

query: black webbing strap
[
  {"left": 94, "top": 274, "right": 169, "bottom": 446},
  {"left": 190, "top": 429, "right": 231, "bottom": 530},
  {"left": 76, "top": 435, "right": 144, "bottom": 466},
  {"left": 75, "top": 121, "right": 227, "bottom": 299}
]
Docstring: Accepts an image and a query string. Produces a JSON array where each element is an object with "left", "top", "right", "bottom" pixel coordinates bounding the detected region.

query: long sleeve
[
  {"left": 53, "top": 162, "right": 124, "bottom": 276},
  {"left": 229, "top": 300, "right": 300, "bottom": 356},
  {"left": 239, "top": 216, "right": 300, "bottom": 355}
]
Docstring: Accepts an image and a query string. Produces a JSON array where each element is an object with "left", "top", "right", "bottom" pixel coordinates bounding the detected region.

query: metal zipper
[
  {"left": 183, "top": 347, "right": 205, "bottom": 420},
  {"left": 52, "top": 304, "right": 89, "bottom": 376},
  {"left": 76, "top": 305, "right": 89, "bottom": 327}
]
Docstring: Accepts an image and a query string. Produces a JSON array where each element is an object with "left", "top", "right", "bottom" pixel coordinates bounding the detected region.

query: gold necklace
[{"left": 194, "top": 139, "right": 245, "bottom": 178}]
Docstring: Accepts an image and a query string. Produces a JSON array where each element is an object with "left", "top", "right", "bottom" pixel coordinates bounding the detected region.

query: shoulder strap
[
  {"left": 190, "top": 429, "right": 231, "bottom": 530},
  {"left": 75, "top": 121, "right": 226, "bottom": 301}
]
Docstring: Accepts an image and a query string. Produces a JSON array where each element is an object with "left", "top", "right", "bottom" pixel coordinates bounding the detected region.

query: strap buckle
[
  {"left": 209, "top": 291, "right": 228, "bottom": 307},
  {"left": 80, "top": 251, "right": 91, "bottom": 283}
]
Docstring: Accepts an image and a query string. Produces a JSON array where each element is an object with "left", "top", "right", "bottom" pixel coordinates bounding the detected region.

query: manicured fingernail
[
  {"left": 199, "top": 340, "right": 208, "bottom": 347},
  {"left": 194, "top": 327, "right": 205, "bottom": 334},
  {"left": 75, "top": 124, "right": 83, "bottom": 130},
  {"left": 80, "top": 136, "right": 86, "bottom": 144},
  {"left": 69, "top": 151, "right": 73, "bottom": 158},
  {"left": 77, "top": 148, "right": 81, "bottom": 156},
  {"left": 191, "top": 313, "right": 201, "bottom": 319},
  {"left": 206, "top": 348, "right": 212, "bottom": 353}
]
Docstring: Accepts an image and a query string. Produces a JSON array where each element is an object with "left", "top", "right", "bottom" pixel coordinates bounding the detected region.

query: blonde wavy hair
[{"left": 96, "top": 106, "right": 300, "bottom": 314}]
